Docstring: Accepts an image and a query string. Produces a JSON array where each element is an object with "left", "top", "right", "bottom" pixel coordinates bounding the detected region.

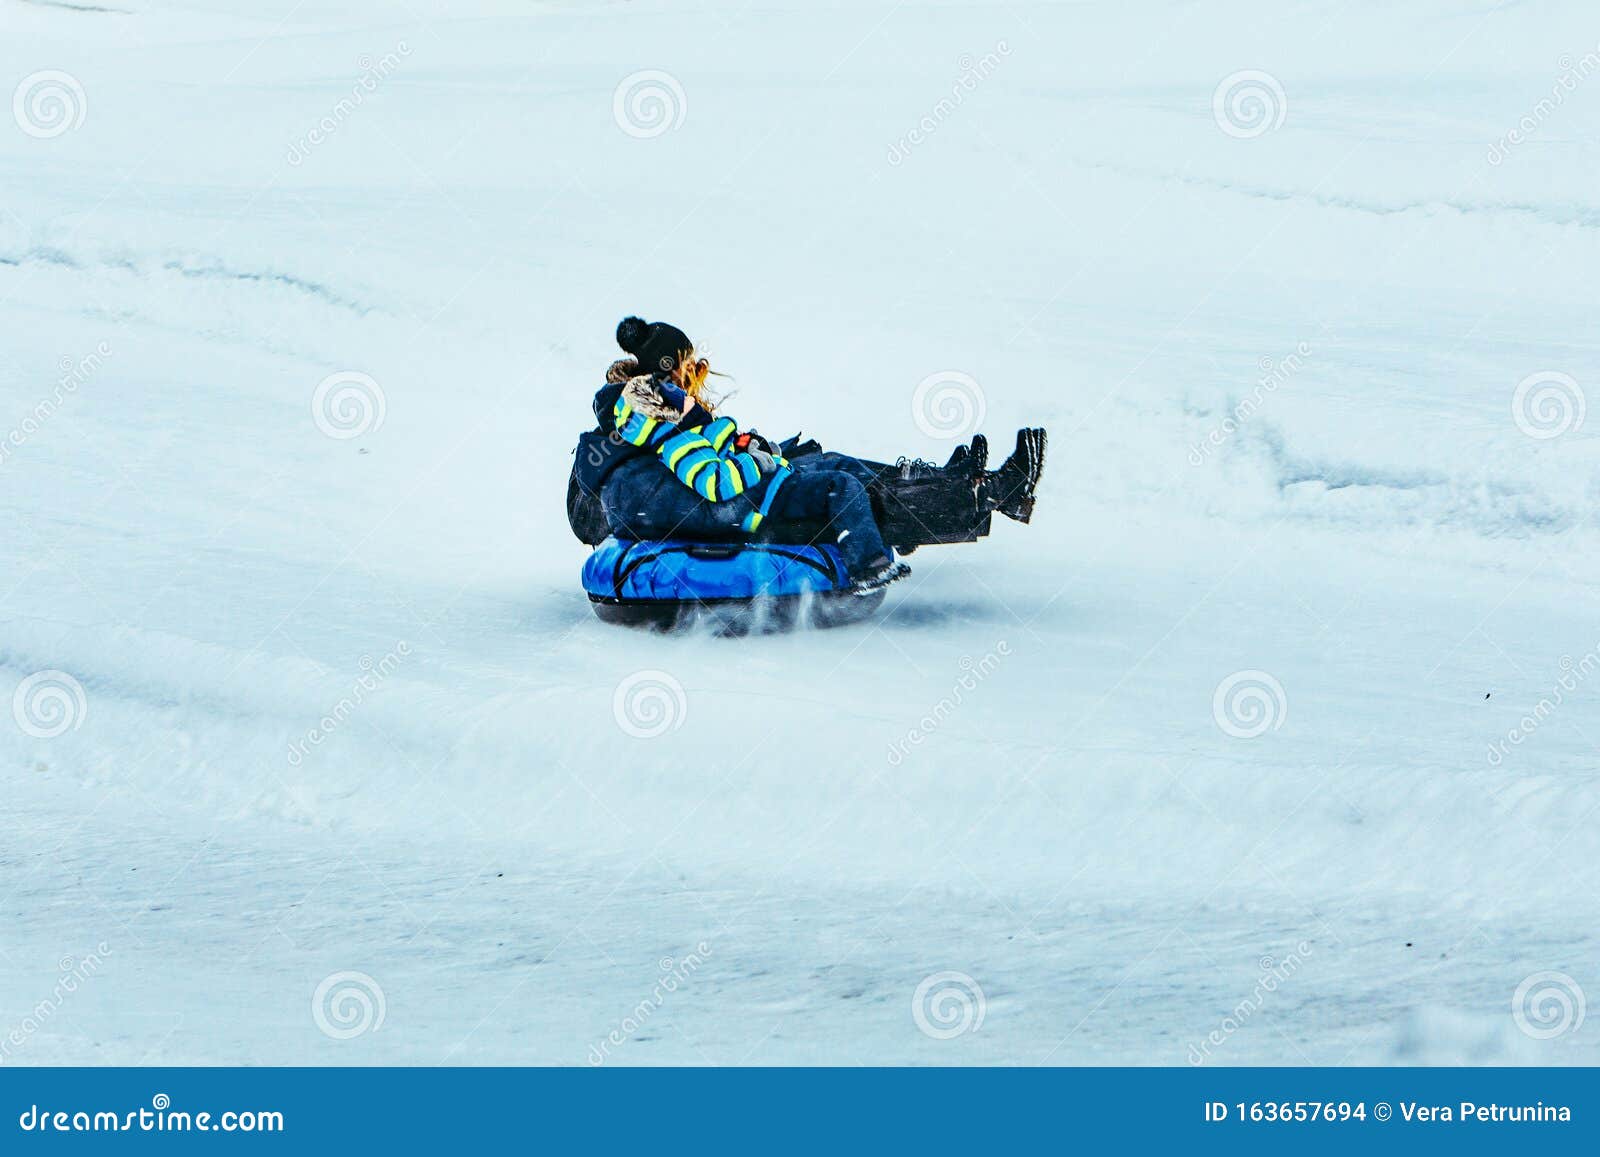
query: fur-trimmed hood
[
  {"left": 607, "top": 358, "right": 685, "bottom": 422},
  {"left": 605, "top": 357, "right": 642, "bottom": 385}
]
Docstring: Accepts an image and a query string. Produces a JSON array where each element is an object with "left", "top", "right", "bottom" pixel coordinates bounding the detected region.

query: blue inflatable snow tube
[{"left": 581, "top": 537, "right": 879, "bottom": 632}]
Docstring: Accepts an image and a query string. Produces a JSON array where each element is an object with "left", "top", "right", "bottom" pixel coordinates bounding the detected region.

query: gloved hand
[
  {"left": 745, "top": 447, "right": 778, "bottom": 475},
  {"left": 735, "top": 430, "right": 776, "bottom": 454},
  {"left": 654, "top": 379, "right": 690, "bottom": 413},
  {"left": 778, "top": 434, "right": 822, "bottom": 458}
]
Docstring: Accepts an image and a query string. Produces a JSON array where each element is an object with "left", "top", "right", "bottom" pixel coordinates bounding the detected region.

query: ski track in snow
[
  {"left": 2, "top": 0, "right": 1599, "bottom": 1065},
  {"left": 1062, "top": 157, "right": 1600, "bottom": 232},
  {"left": 0, "top": 246, "right": 378, "bottom": 315}
]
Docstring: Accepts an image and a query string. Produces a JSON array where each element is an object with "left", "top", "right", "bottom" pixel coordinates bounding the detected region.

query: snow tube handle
[{"left": 685, "top": 544, "right": 744, "bottom": 561}]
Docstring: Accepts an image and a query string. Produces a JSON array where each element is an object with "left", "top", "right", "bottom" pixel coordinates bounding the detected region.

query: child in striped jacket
[{"left": 598, "top": 316, "right": 907, "bottom": 592}]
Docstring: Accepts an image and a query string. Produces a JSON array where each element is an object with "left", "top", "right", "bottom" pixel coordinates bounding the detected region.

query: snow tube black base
[
  {"left": 582, "top": 536, "right": 885, "bottom": 634},
  {"left": 588, "top": 588, "right": 885, "bottom": 636}
]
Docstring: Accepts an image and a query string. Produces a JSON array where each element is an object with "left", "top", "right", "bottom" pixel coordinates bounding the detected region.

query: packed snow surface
[{"left": 2, "top": 0, "right": 1598, "bottom": 1064}]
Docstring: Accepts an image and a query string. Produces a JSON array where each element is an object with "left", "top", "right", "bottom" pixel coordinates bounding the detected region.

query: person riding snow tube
[{"left": 569, "top": 316, "right": 1047, "bottom": 632}]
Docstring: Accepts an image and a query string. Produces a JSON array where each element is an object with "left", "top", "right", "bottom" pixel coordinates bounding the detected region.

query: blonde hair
[{"left": 670, "top": 350, "right": 731, "bottom": 413}]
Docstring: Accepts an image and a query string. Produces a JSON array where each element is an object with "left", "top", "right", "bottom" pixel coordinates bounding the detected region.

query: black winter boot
[
  {"left": 942, "top": 434, "right": 988, "bottom": 480},
  {"left": 851, "top": 556, "right": 912, "bottom": 595},
  {"left": 899, "top": 434, "right": 989, "bottom": 483},
  {"left": 983, "top": 428, "right": 1047, "bottom": 523}
]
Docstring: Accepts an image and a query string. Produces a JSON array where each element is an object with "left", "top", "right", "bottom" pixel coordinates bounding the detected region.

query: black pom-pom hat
[{"left": 616, "top": 316, "right": 694, "bottom": 375}]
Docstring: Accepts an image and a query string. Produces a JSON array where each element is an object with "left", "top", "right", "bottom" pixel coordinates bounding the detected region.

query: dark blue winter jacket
[{"left": 586, "top": 377, "right": 791, "bottom": 535}]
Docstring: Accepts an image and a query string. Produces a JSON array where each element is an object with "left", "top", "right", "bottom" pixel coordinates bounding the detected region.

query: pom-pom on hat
[{"left": 616, "top": 316, "right": 694, "bottom": 375}]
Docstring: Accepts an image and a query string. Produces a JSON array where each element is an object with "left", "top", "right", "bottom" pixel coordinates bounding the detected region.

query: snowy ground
[{"left": 3, "top": 0, "right": 1599, "bottom": 1065}]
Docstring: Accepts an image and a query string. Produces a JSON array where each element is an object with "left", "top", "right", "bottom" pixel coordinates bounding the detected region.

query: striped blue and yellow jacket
[{"left": 612, "top": 386, "right": 791, "bottom": 532}]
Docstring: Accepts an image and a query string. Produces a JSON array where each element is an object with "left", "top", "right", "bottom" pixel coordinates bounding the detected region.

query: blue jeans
[
  {"left": 768, "top": 463, "right": 889, "bottom": 577},
  {"left": 602, "top": 454, "right": 890, "bottom": 578}
]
